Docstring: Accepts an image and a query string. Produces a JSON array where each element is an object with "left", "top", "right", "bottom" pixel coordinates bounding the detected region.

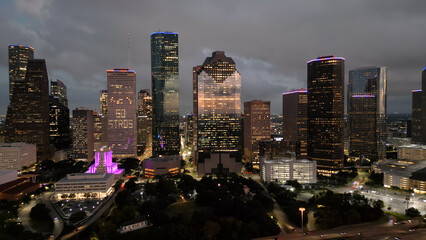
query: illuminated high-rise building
[
  {"left": 72, "top": 108, "right": 94, "bottom": 161},
  {"left": 193, "top": 51, "right": 242, "bottom": 175},
  {"left": 282, "top": 89, "right": 308, "bottom": 158},
  {"left": 137, "top": 89, "right": 152, "bottom": 156},
  {"left": 8, "top": 45, "right": 34, "bottom": 101},
  {"left": 244, "top": 100, "right": 271, "bottom": 166},
  {"left": 5, "top": 59, "right": 50, "bottom": 162},
  {"left": 348, "top": 67, "right": 387, "bottom": 162},
  {"left": 412, "top": 90, "right": 422, "bottom": 143},
  {"left": 50, "top": 79, "right": 68, "bottom": 107},
  {"left": 151, "top": 32, "right": 179, "bottom": 156},
  {"left": 99, "top": 90, "right": 108, "bottom": 116},
  {"left": 107, "top": 68, "right": 137, "bottom": 158},
  {"left": 93, "top": 111, "right": 106, "bottom": 150},
  {"left": 422, "top": 68, "right": 426, "bottom": 144},
  {"left": 307, "top": 56, "right": 344, "bottom": 176},
  {"left": 49, "top": 96, "right": 70, "bottom": 150}
]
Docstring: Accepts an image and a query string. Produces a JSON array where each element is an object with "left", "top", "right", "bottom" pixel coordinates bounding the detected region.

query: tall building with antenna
[{"left": 151, "top": 32, "right": 179, "bottom": 156}]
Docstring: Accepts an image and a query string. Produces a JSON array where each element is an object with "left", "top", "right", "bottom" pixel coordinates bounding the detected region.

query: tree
[
  {"left": 70, "top": 211, "right": 87, "bottom": 224},
  {"left": 285, "top": 180, "right": 302, "bottom": 192},
  {"left": 69, "top": 193, "right": 76, "bottom": 198},
  {"left": 124, "top": 177, "right": 137, "bottom": 192},
  {"left": 405, "top": 207, "right": 420, "bottom": 218}
]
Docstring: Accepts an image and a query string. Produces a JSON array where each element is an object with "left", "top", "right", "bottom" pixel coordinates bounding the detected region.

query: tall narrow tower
[
  {"left": 307, "top": 56, "right": 345, "bottom": 176},
  {"left": 348, "top": 67, "right": 387, "bottom": 162},
  {"left": 151, "top": 32, "right": 179, "bottom": 156}
]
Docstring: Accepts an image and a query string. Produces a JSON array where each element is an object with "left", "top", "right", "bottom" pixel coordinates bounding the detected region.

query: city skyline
[{"left": 0, "top": 1, "right": 425, "bottom": 115}]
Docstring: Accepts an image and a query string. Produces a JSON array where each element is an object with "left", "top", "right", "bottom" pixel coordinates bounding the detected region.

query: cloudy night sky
[{"left": 0, "top": 0, "right": 425, "bottom": 115}]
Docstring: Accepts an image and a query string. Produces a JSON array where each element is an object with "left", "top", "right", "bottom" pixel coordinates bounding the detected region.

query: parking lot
[{"left": 55, "top": 199, "right": 106, "bottom": 217}]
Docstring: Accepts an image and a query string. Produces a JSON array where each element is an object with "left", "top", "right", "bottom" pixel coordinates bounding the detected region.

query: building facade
[
  {"left": 243, "top": 100, "right": 271, "bottom": 166},
  {"left": 260, "top": 158, "right": 317, "bottom": 184},
  {"left": 107, "top": 69, "right": 137, "bottom": 158},
  {"left": 397, "top": 144, "right": 426, "bottom": 161},
  {"left": 0, "top": 142, "right": 36, "bottom": 170},
  {"left": 5, "top": 59, "right": 50, "bottom": 162},
  {"left": 143, "top": 155, "right": 181, "bottom": 178},
  {"left": 137, "top": 89, "right": 152, "bottom": 156},
  {"left": 282, "top": 89, "right": 308, "bottom": 158},
  {"left": 412, "top": 90, "right": 422, "bottom": 143},
  {"left": 100, "top": 90, "right": 108, "bottom": 116},
  {"left": 307, "top": 56, "right": 345, "bottom": 176},
  {"left": 50, "top": 79, "right": 68, "bottom": 107},
  {"left": 49, "top": 79, "right": 70, "bottom": 151},
  {"left": 8, "top": 45, "right": 34, "bottom": 101},
  {"left": 151, "top": 32, "right": 180, "bottom": 156},
  {"left": 348, "top": 67, "right": 387, "bottom": 162},
  {"left": 72, "top": 108, "right": 94, "bottom": 161},
  {"left": 54, "top": 173, "right": 115, "bottom": 199},
  {"left": 193, "top": 51, "right": 242, "bottom": 175}
]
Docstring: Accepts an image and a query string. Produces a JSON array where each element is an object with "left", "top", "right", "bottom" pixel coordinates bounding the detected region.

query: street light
[{"left": 299, "top": 207, "right": 305, "bottom": 233}]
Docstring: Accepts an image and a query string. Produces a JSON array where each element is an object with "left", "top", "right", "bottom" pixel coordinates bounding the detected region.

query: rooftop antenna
[{"left": 128, "top": 32, "right": 131, "bottom": 69}]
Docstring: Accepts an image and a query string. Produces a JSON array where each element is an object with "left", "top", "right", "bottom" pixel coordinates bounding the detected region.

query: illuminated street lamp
[{"left": 299, "top": 207, "right": 305, "bottom": 233}]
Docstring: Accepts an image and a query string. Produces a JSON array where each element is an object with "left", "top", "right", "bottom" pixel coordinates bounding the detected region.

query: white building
[
  {"left": 397, "top": 144, "right": 426, "bottom": 161},
  {"left": 0, "top": 170, "right": 17, "bottom": 185},
  {"left": 374, "top": 159, "right": 426, "bottom": 191},
  {"left": 0, "top": 142, "right": 36, "bottom": 170},
  {"left": 260, "top": 158, "right": 317, "bottom": 184},
  {"left": 118, "top": 218, "right": 151, "bottom": 234},
  {"left": 55, "top": 173, "right": 115, "bottom": 199}
]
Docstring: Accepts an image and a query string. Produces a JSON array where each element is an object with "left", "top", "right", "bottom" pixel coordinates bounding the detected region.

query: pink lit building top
[{"left": 86, "top": 146, "right": 124, "bottom": 175}]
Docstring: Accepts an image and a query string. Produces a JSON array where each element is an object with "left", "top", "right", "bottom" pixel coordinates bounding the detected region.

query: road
[
  {"left": 41, "top": 192, "right": 64, "bottom": 239},
  {"left": 256, "top": 216, "right": 426, "bottom": 240},
  {"left": 60, "top": 188, "right": 122, "bottom": 240},
  {"left": 18, "top": 199, "right": 38, "bottom": 233}
]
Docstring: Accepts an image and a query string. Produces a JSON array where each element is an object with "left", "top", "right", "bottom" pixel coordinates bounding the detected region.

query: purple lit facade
[{"left": 87, "top": 147, "right": 124, "bottom": 175}]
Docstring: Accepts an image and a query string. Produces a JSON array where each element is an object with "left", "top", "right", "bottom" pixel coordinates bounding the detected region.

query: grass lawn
[
  {"left": 384, "top": 211, "right": 410, "bottom": 221},
  {"left": 30, "top": 218, "right": 53, "bottom": 233}
]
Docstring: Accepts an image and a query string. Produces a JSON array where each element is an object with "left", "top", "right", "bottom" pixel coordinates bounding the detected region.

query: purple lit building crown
[{"left": 86, "top": 147, "right": 124, "bottom": 175}]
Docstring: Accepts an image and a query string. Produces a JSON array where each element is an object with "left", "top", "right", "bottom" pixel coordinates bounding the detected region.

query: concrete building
[
  {"left": 244, "top": 100, "right": 271, "bottom": 167},
  {"left": 72, "top": 108, "right": 94, "bottom": 161},
  {"left": 397, "top": 144, "right": 426, "bottom": 161},
  {"left": 118, "top": 218, "right": 151, "bottom": 234},
  {"left": 137, "top": 89, "right": 152, "bottom": 156},
  {"left": 197, "top": 152, "right": 242, "bottom": 176},
  {"left": 86, "top": 147, "right": 124, "bottom": 178},
  {"left": 54, "top": 173, "right": 115, "bottom": 199},
  {"left": 107, "top": 69, "right": 137, "bottom": 159},
  {"left": 374, "top": 159, "right": 426, "bottom": 191},
  {"left": 0, "top": 142, "right": 36, "bottom": 170},
  {"left": 411, "top": 167, "right": 426, "bottom": 194},
  {"left": 260, "top": 158, "right": 317, "bottom": 184},
  {"left": 0, "top": 170, "right": 17, "bottom": 185},
  {"left": 143, "top": 155, "right": 181, "bottom": 178},
  {"left": 0, "top": 176, "right": 40, "bottom": 201}
]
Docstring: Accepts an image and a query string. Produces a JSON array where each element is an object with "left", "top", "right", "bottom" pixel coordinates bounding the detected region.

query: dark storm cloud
[{"left": 1, "top": 0, "right": 425, "bottom": 115}]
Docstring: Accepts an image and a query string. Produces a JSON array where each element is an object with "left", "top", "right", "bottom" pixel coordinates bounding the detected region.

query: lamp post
[{"left": 299, "top": 207, "right": 305, "bottom": 233}]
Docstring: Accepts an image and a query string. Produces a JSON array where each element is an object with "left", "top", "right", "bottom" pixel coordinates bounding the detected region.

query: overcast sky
[{"left": 1, "top": 0, "right": 425, "bottom": 115}]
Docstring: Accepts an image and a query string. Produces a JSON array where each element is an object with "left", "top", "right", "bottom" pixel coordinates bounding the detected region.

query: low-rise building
[
  {"left": 410, "top": 167, "right": 426, "bottom": 194},
  {"left": 86, "top": 147, "right": 124, "bottom": 179},
  {"left": 260, "top": 158, "right": 317, "bottom": 184},
  {"left": 397, "top": 144, "right": 426, "bottom": 161},
  {"left": 118, "top": 218, "right": 151, "bottom": 234},
  {"left": 54, "top": 173, "right": 115, "bottom": 199},
  {"left": 0, "top": 176, "right": 40, "bottom": 201},
  {"left": 0, "top": 170, "right": 17, "bottom": 185},
  {"left": 143, "top": 155, "right": 181, "bottom": 178},
  {"left": 0, "top": 142, "right": 36, "bottom": 170},
  {"left": 374, "top": 159, "right": 426, "bottom": 191}
]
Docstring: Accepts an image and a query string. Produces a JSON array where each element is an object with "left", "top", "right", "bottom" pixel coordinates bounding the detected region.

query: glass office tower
[
  {"left": 348, "top": 67, "right": 387, "bottom": 162},
  {"left": 193, "top": 51, "right": 242, "bottom": 156},
  {"left": 8, "top": 45, "right": 34, "bottom": 101},
  {"left": 151, "top": 32, "right": 179, "bottom": 156},
  {"left": 307, "top": 56, "right": 344, "bottom": 176}
]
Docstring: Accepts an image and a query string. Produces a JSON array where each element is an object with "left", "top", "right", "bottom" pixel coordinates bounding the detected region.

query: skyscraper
[
  {"left": 107, "top": 68, "right": 137, "bottom": 158},
  {"left": 348, "top": 67, "right": 387, "bottom": 162},
  {"left": 72, "top": 108, "right": 94, "bottom": 161},
  {"left": 411, "top": 89, "right": 422, "bottom": 143},
  {"left": 244, "top": 100, "right": 271, "bottom": 167},
  {"left": 6, "top": 59, "right": 50, "bottom": 162},
  {"left": 422, "top": 67, "right": 426, "bottom": 144},
  {"left": 50, "top": 79, "right": 68, "bottom": 107},
  {"left": 49, "top": 95, "right": 70, "bottom": 150},
  {"left": 307, "top": 56, "right": 344, "bottom": 176},
  {"left": 137, "top": 89, "right": 152, "bottom": 156},
  {"left": 8, "top": 45, "right": 34, "bottom": 101},
  {"left": 282, "top": 89, "right": 308, "bottom": 158},
  {"left": 151, "top": 32, "right": 179, "bottom": 156},
  {"left": 193, "top": 51, "right": 242, "bottom": 175},
  {"left": 99, "top": 90, "right": 108, "bottom": 116}
]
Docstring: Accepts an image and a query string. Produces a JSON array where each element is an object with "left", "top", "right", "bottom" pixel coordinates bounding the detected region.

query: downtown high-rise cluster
[{"left": 2, "top": 34, "right": 425, "bottom": 178}]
